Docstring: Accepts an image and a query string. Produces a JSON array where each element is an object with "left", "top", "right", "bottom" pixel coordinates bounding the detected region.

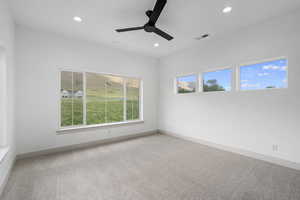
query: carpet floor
[{"left": 1, "top": 134, "right": 300, "bottom": 200}]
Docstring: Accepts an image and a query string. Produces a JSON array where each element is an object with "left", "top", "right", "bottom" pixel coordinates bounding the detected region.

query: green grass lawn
[
  {"left": 61, "top": 98, "right": 139, "bottom": 127},
  {"left": 61, "top": 98, "right": 83, "bottom": 126},
  {"left": 86, "top": 99, "right": 124, "bottom": 125}
]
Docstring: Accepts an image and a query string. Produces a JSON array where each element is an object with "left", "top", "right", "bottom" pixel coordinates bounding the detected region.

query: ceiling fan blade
[
  {"left": 116, "top": 26, "right": 144, "bottom": 32},
  {"left": 149, "top": 0, "right": 167, "bottom": 25},
  {"left": 153, "top": 28, "right": 173, "bottom": 41}
]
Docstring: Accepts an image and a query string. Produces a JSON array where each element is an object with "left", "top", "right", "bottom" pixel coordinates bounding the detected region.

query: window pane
[
  {"left": 203, "top": 69, "right": 232, "bottom": 92},
  {"left": 240, "top": 58, "right": 288, "bottom": 90},
  {"left": 73, "top": 72, "right": 84, "bottom": 125},
  {"left": 176, "top": 75, "right": 197, "bottom": 94},
  {"left": 86, "top": 73, "right": 106, "bottom": 125},
  {"left": 106, "top": 75, "right": 124, "bottom": 123},
  {"left": 126, "top": 79, "right": 140, "bottom": 120},
  {"left": 61, "top": 71, "right": 73, "bottom": 126}
]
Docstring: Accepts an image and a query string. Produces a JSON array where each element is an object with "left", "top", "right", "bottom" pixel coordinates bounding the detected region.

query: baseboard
[
  {"left": 159, "top": 129, "right": 300, "bottom": 171},
  {"left": 17, "top": 130, "right": 158, "bottom": 160},
  {"left": 0, "top": 155, "right": 16, "bottom": 197}
]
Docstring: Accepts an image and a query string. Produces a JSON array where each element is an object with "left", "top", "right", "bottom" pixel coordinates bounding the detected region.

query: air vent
[{"left": 195, "top": 34, "right": 210, "bottom": 40}]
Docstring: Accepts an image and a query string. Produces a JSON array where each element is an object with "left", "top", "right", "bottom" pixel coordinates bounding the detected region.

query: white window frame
[
  {"left": 0, "top": 47, "right": 9, "bottom": 163},
  {"left": 0, "top": 47, "right": 7, "bottom": 148},
  {"left": 201, "top": 66, "right": 234, "bottom": 94},
  {"left": 174, "top": 73, "right": 199, "bottom": 95},
  {"left": 58, "top": 68, "right": 144, "bottom": 133},
  {"left": 237, "top": 56, "right": 288, "bottom": 92}
]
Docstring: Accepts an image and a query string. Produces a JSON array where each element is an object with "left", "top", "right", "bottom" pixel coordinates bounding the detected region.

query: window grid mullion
[
  {"left": 83, "top": 72, "right": 87, "bottom": 125},
  {"left": 71, "top": 72, "right": 74, "bottom": 126},
  {"left": 123, "top": 79, "right": 127, "bottom": 121},
  {"left": 105, "top": 78, "right": 107, "bottom": 123}
]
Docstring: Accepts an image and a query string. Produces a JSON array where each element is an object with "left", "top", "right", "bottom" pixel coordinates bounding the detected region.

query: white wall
[
  {"left": 158, "top": 11, "right": 300, "bottom": 164},
  {"left": 0, "top": 48, "right": 7, "bottom": 147},
  {"left": 15, "top": 26, "right": 158, "bottom": 155},
  {"left": 0, "top": 0, "right": 15, "bottom": 193}
]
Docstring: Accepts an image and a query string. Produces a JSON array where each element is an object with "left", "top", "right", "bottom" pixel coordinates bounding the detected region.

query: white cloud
[
  {"left": 263, "top": 65, "right": 271, "bottom": 70},
  {"left": 263, "top": 65, "right": 280, "bottom": 70},
  {"left": 279, "top": 60, "right": 285, "bottom": 64},
  {"left": 241, "top": 83, "right": 260, "bottom": 88},
  {"left": 178, "top": 81, "right": 194, "bottom": 91},
  {"left": 280, "top": 66, "right": 287, "bottom": 71},
  {"left": 258, "top": 72, "right": 269, "bottom": 76},
  {"left": 241, "top": 80, "right": 248, "bottom": 83},
  {"left": 282, "top": 79, "right": 287, "bottom": 83}
]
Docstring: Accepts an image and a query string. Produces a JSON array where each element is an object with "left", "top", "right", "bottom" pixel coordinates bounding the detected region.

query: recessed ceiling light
[
  {"left": 222, "top": 6, "right": 232, "bottom": 13},
  {"left": 154, "top": 43, "right": 159, "bottom": 47},
  {"left": 73, "top": 16, "right": 82, "bottom": 22}
]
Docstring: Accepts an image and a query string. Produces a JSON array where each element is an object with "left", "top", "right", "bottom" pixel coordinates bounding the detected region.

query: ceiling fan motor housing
[
  {"left": 146, "top": 10, "right": 153, "bottom": 18},
  {"left": 144, "top": 24, "right": 156, "bottom": 32}
]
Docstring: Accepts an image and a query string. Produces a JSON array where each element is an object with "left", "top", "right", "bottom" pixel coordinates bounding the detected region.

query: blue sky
[
  {"left": 177, "top": 75, "right": 197, "bottom": 83},
  {"left": 240, "top": 59, "right": 287, "bottom": 90},
  {"left": 203, "top": 69, "right": 232, "bottom": 91}
]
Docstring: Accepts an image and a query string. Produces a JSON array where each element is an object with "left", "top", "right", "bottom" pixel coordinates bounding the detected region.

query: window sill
[
  {"left": 0, "top": 147, "right": 9, "bottom": 164},
  {"left": 57, "top": 120, "right": 144, "bottom": 134}
]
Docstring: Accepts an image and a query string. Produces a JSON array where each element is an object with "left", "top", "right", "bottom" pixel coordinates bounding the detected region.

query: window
[
  {"left": 60, "top": 71, "right": 141, "bottom": 128},
  {"left": 106, "top": 75, "right": 124, "bottom": 123},
  {"left": 126, "top": 78, "right": 140, "bottom": 120},
  {"left": 86, "top": 73, "right": 106, "bottom": 125},
  {"left": 60, "top": 71, "right": 84, "bottom": 127},
  {"left": 240, "top": 58, "right": 288, "bottom": 91},
  {"left": 86, "top": 73, "right": 124, "bottom": 125},
  {"left": 203, "top": 68, "right": 232, "bottom": 92},
  {"left": 176, "top": 75, "right": 197, "bottom": 94}
]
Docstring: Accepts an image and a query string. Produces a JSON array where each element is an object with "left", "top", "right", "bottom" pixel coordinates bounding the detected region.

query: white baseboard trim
[
  {"left": 0, "top": 155, "right": 16, "bottom": 197},
  {"left": 0, "top": 147, "right": 9, "bottom": 164},
  {"left": 159, "top": 129, "right": 300, "bottom": 171},
  {"left": 17, "top": 130, "right": 159, "bottom": 160}
]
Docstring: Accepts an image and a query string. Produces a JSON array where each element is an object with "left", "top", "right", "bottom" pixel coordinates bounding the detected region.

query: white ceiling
[{"left": 9, "top": 0, "right": 300, "bottom": 58}]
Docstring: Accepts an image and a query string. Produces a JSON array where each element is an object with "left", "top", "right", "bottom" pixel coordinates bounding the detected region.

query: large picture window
[
  {"left": 240, "top": 58, "right": 288, "bottom": 91},
  {"left": 60, "top": 71, "right": 141, "bottom": 128}
]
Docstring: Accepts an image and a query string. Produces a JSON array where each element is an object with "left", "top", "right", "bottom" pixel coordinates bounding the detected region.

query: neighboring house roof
[
  {"left": 61, "top": 90, "right": 83, "bottom": 97},
  {"left": 74, "top": 90, "right": 83, "bottom": 97},
  {"left": 61, "top": 90, "right": 70, "bottom": 97}
]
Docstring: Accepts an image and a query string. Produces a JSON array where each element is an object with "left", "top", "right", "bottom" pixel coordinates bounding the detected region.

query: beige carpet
[{"left": 2, "top": 134, "right": 300, "bottom": 200}]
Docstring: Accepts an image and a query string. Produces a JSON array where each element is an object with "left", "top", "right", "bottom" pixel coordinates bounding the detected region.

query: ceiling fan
[{"left": 115, "top": 0, "right": 173, "bottom": 41}]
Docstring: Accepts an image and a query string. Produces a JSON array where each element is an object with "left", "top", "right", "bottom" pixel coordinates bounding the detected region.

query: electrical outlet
[{"left": 272, "top": 144, "right": 278, "bottom": 152}]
